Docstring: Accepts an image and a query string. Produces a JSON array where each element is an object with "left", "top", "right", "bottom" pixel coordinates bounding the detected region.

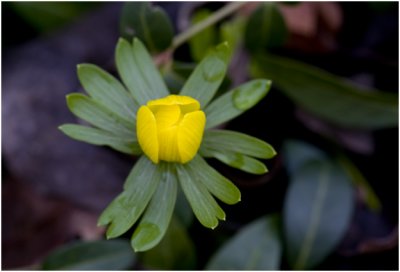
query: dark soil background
[{"left": 2, "top": 2, "right": 398, "bottom": 270}]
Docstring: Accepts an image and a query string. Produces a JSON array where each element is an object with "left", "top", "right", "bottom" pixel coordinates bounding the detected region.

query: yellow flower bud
[{"left": 137, "top": 95, "right": 206, "bottom": 164}]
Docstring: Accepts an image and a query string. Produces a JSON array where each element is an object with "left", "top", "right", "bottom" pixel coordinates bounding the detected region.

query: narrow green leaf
[
  {"left": 220, "top": 16, "right": 246, "bottom": 58},
  {"left": 174, "top": 187, "right": 194, "bottom": 227},
  {"left": 98, "top": 156, "right": 161, "bottom": 238},
  {"left": 176, "top": 163, "right": 225, "bottom": 229},
  {"left": 201, "top": 129, "right": 276, "bottom": 159},
  {"left": 180, "top": 42, "right": 230, "bottom": 108},
  {"left": 201, "top": 148, "right": 268, "bottom": 175},
  {"left": 282, "top": 140, "right": 327, "bottom": 176},
  {"left": 206, "top": 215, "right": 282, "bottom": 270},
  {"left": 141, "top": 216, "right": 196, "bottom": 269},
  {"left": 284, "top": 160, "right": 354, "bottom": 269},
  {"left": 42, "top": 239, "right": 135, "bottom": 270},
  {"left": 77, "top": 63, "right": 139, "bottom": 121},
  {"left": 244, "top": 2, "right": 288, "bottom": 52},
  {"left": 204, "top": 79, "right": 272, "bottom": 128},
  {"left": 185, "top": 155, "right": 241, "bottom": 205},
  {"left": 66, "top": 93, "right": 134, "bottom": 138},
  {"left": 188, "top": 9, "right": 217, "bottom": 62},
  {"left": 131, "top": 163, "right": 178, "bottom": 252},
  {"left": 59, "top": 124, "right": 141, "bottom": 155},
  {"left": 120, "top": 2, "right": 174, "bottom": 53},
  {"left": 251, "top": 53, "right": 399, "bottom": 129},
  {"left": 115, "top": 38, "right": 169, "bottom": 106}
]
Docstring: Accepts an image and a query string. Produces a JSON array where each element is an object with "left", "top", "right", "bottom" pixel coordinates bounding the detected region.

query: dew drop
[{"left": 202, "top": 56, "right": 226, "bottom": 82}]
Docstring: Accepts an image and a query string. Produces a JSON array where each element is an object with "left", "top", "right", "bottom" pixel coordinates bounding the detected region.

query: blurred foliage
[{"left": 8, "top": 2, "right": 100, "bottom": 33}]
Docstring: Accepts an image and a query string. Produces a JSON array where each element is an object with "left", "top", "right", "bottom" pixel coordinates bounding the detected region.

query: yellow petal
[
  {"left": 151, "top": 104, "right": 181, "bottom": 129},
  {"left": 148, "top": 95, "right": 200, "bottom": 114},
  {"left": 177, "top": 110, "right": 206, "bottom": 164},
  {"left": 158, "top": 125, "right": 180, "bottom": 162},
  {"left": 137, "top": 106, "right": 159, "bottom": 163}
]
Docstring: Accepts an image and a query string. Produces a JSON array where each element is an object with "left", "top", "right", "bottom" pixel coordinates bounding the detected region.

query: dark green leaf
[
  {"left": 244, "top": 2, "right": 288, "bottom": 51},
  {"left": 141, "top": 216, "right": 196, "bottom": 269},
  {"left": 66, "top": 93, "right": 134, "bottom": 138},
  {"left": 251, "top": 53, "right": 399, "bottom": 129},
  {"left": 201, "top": 129, "right": 276, "bottom": 159},
  {"left": 77, "top": 64, "right": 139, "bottom": 121},
  {"left": 188, "top": 9, "right": 217, "bottom": 62},
  {"left": 10, "top": 2, "right": 98, "bottom": 33},
  {"left": 284, "top": 160, "right": 354, "bottom": 269},
  {"left": 131, "top": 163, "right": 178, "bottom": 252},
  {"left": 204, "top": 79, "right": 272, "bottom": 128},
  {"left": 42, "top": 239, "right": 135, "bottom": 270},
  {"left": 201, "top": 148, "right": 268, "bottom": 175},
  {"left": 185, "top": 155, "right": 241, "bottom": 205},
  {"left": 180, "top": 42, "right": 230, "bottom": 108},
  {"left": 98, "top": 156, "right": 161, "bottom": 238},
  {"left": 59, "top": 124, "right": 141, "bottom": 155},
  {"left": 176, "top": 163, "right": 225, "bottom": 229},
  {"left": 119, "top": 2, "right": 173, "bottom": 52},
  {"left": 116, "top": 38, "right": 169, "bottom": 106},
  {"left": 206, "top": 215, "right": 282, "bottom": 270},
  {"left": 174, "top": 187, "right": 194, "bottom": 227}
]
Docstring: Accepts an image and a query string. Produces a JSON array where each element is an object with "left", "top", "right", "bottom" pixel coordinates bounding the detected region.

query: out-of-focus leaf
[
  {"left": 244, "top": 2, "right": 288, "bottom": 51},
  {"left": 201, "top": 129, "right": 276, "bottom": 159},
  {"left": 188, "top": 9, "right": 217, "bottom": 62},
  {"left": 10, "top": 2, "right": 98, "bottom": 33},
  {"left": 251, "top": 53, "right": 398, "bottom": 129},
  {"left": 116, "top": 38, "right": 169, "bottom": 106},
  {"left": 98, "top": 156, "right": 162, "bottom": 239},
  {"left": 282, "top": 140, "right": 327, "bottom": 175},
  {"left": 66, "top": 93, "right": 134, "bottom": 138},
  {"left": 337, "top": 153, "right": 382, "bottom": 212},
  {"left": 206, "top": 215, "right": 282, "bottom": 270},
  {"left": 131, "top": 163, "right": 178, "bottom": 252},
  {"left": 176, "top": 163, "right": 225, "bottom": 229},
  {"left": 180, "top": 42, "right": 230, "bottom": 108},
  {"left": 220, "top": 16, "right": 246, "bottom": 57},
  {"left": 119, "top": 2, "right": 173, "bottom": 52},
  {"left": 204, "top": 79, "right": 272, "bottom": 128},
  {"left": 42, "top": 239, "right": 135, "bottom": 270},
  {"left": 141, "top": 216, "right": 196, "bottom": 269},
  {"left": 77, "top": 64, "right": 138, "bottom": 121},
  {"left": 59, "top": 124, "right": 141, "bottom": 155},
  {"left": 284, "top": 160, "right": 354, "bottom": 269},
  {"left": 184, "top": 155, "right": 241, "bottom": 205}
]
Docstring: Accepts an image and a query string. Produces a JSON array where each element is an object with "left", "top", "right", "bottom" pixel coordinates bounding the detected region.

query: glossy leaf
[
  {"left": 77, "top": 64, "right": 138, "bottom": 121},
  {"left": 245, "top": 2, "right": 288, "bottom": 51},
  {"left": 59, "top": 124, "right": 141, "bottom": 155},
  {"left": 176, "top": 163, "right": 225, "bottom": 229},
  {"left": 141, "top": 216, "right": 196, "bottom": 269},
  {"left": 201, "top": 148, "right": 267, "bottom": 175},
  {"left": 206, "top": 215, "right": 282, "bottom": 270},
  {"left": 66, "top": 93, "right": 134, "bottom": 138},
  {"left": 188, "top": 9, "right": 216, "bottom": 62},
  {"left": 180, "top": 42, "right": 230, "bottom": 108},
  {"left": 42, "top": 239, "right": 135, "bottom": 270},
  {"left": 119, "top": 2, "right": 173, "bottom": 52},
  {"left": 284, "top": 160, "right": 354, "bottom": 269},
  {"left": 205, "top": 79, "right": 272, "bottom": 128},
  {"left": 98, "top": 156, "right": 161, "bottom": 239},
  {"left": 201, "top": 129, "right": 276, "bottom": 159},
  {"left": 131, "top": 163, "right": 178, "bottom": 252},
  {"left": 185, "top": 155, "right": 241, "bottom": 205},
  {"left": 116, "top": 38, "right": 169, "bottom": 106},
  {"left": 251, "top": 53, "right": 399, "bottom": 129}
]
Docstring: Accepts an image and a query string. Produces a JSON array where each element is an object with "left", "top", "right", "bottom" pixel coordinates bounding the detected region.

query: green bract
[{"left": 60, "top": 38, "right": 275, "bottom": 252}]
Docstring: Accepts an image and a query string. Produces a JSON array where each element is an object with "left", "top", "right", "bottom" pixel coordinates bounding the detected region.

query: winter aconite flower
[
  {"left": 137, "top": 95, "right": 205, "bottom": 164},
  {"left": 60, "top": 38, "right": 276, "bottom": 252}
]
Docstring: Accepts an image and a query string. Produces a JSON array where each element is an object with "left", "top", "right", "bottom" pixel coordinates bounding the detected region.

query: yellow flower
[{"left": 137, "top": 95, "right": 206, "bottom": 164}]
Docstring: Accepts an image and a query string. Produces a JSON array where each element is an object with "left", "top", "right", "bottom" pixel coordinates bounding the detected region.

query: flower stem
[{"left": 171, "top": 2, "right": 246, "bottom": 50}]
